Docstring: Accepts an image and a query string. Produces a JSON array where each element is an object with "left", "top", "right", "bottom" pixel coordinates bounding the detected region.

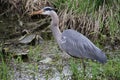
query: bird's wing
[{"left": 60, "top": 29, "right": 107, "bottom": 63}]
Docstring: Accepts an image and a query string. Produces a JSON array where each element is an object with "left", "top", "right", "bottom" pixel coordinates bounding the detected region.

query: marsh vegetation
[{"left": 0, "top": 0, "right": 120, "bottom": 80}]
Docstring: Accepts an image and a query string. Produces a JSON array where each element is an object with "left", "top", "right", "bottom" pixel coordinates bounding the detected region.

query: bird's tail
[{"left": 95, "top": 51, "right": 107, "bottom": 64}]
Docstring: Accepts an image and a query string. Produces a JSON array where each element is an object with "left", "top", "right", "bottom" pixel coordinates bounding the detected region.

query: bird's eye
[{"left": 44, "top": 7, "right": 53, "bottom": 11}]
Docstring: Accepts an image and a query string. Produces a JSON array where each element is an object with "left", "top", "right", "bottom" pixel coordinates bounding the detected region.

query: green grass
[
  {"left": 51, "top": 0, "right": 120, "bottom": 44},
  {"left": 69, "top": 50, "right": 120, "bottom": 80},
  {"left": 0, "top": 54, "right": 11, "bottom": 80},
  {"left": 28, "top": 45, "right": 42, "bottom": 62},
  {"left": 0, "top": 41, "right": 120, "bottom": 80},
  {"left": 70, "top": 59, "right": 84, "bottom": 80}
]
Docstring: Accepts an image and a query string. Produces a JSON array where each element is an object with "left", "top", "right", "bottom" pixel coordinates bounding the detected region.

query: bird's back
[{"left": 61, "top": 29, "right": 107, "bottom": 64}]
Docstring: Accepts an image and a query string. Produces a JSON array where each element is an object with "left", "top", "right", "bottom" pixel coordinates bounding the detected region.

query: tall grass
[
  {"left": 0, "top": 54, "right": 10, "bottom": 80},
  {"left": 50, "top": 0, "right": 120, "bottom": 44},
  {"left": 1, "top": 0, "right": 119, "bottom": 45}
]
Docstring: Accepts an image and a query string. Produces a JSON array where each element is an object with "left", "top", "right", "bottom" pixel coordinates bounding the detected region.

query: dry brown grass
[
  {"left": 57, "top": 5, "right": 107, "bottom": 41},
  {"left": 0, "top": 0, "right": 120, "bottom": 46},
  {"left": 0, "top": 0, "right": 52, "bottom": 18}
]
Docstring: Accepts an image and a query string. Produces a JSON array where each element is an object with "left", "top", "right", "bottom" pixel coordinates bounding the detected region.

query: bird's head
[{"left": 30, "top": 7, "right": 54, "bottom": 16}]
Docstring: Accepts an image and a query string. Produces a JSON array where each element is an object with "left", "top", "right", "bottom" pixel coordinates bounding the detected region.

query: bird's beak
[{"left": 29, "top": 9, "right": 43, "bottom": 16}]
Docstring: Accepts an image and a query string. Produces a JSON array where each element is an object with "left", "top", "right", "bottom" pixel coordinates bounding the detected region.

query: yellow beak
[{"left": 29, "top": 9, "right": 43, "bottom": 15}]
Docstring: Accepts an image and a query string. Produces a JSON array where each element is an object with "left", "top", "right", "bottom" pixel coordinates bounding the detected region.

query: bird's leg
[{"left": 81, "top": 58, "right": 86, "bottom": 76}]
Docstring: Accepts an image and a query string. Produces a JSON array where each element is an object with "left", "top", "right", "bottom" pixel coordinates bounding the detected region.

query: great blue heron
[{"left": 30, "top": 7, "right": 107, "bottom": 75}]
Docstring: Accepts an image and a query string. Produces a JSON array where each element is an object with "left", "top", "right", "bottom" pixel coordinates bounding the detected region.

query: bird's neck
[{"left": 50, "top": 11, "right": 62, "bottom": 45}]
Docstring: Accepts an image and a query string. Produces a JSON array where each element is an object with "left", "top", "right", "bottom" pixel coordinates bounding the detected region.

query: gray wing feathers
[{"left": 61, "top": 29, "right": 107, "bottom": 64}]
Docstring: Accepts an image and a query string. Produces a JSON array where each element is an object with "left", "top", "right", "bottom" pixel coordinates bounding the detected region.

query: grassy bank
[{"left": 0, "top": 41, "right": 120, "bottom": 80}]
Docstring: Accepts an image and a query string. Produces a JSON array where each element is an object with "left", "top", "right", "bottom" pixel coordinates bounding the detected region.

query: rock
[
  {"left": 62, "top": 65, "right": 72, "bottom": 76},
  {"left": 19, "top": 34, "right": 36, "bottom": 44},
  {"left": 51, "top": 68, "right": 61, "bottom": 80},
  {"left": 40, "top": 57, "right": 52, "bottom": 64},
  {"left": 19, "top": 33, "right": 43, "bottom": 45}
]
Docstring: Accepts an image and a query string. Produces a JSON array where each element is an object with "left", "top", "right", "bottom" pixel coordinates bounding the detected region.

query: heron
[{"left": 30, "top": 7, "right": 107, "bottom": 75}]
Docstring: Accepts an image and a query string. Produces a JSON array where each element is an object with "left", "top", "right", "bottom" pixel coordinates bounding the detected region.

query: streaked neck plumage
[{"left": 49, "top": 11, "right": 62, "bottom": 45}]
